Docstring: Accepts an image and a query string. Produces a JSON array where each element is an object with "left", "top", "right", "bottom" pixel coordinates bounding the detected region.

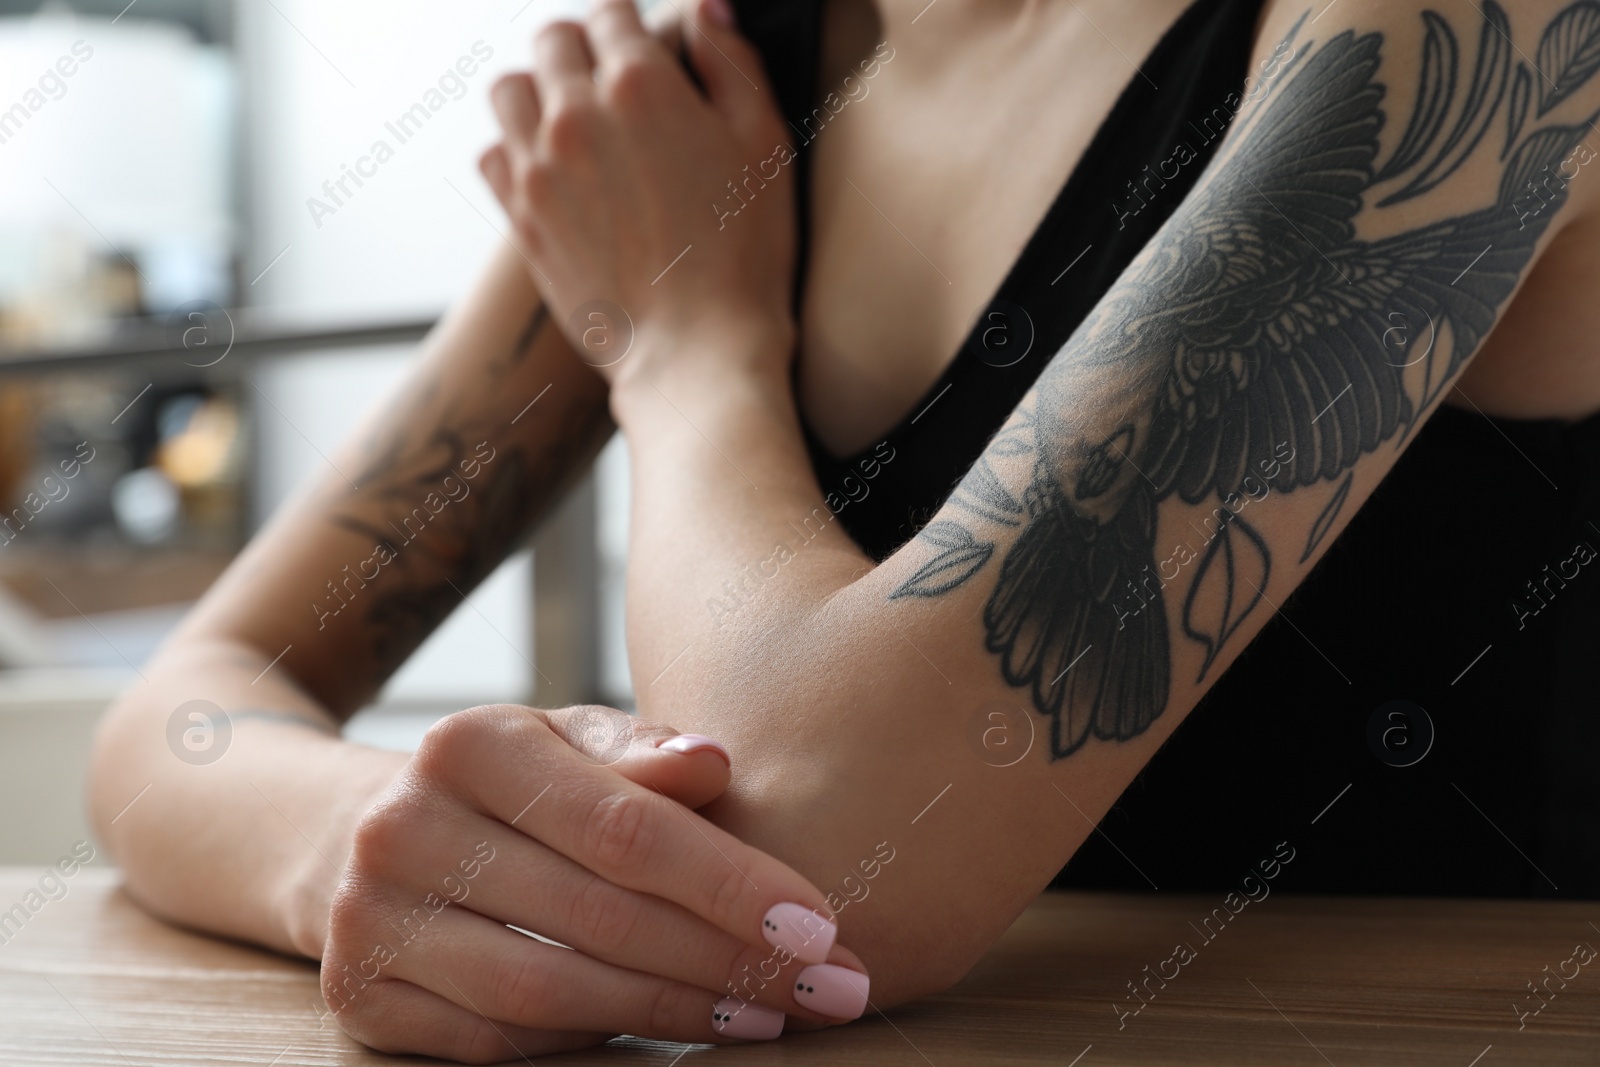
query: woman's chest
[{"left": 792, "top": 0, "right": 1198, "bottom": 458}]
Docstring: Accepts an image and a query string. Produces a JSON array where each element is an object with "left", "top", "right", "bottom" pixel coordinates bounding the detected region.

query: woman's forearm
[
  {"left": 90, "top": 639, "right": 406, "bottom": 957},
  {"left": 169, "top": 242, "right": 613, "bottom": 719},
  {"left": 612, "top": 348, "right": 868, "bottom": 688},
  {"left": 609, "top": 341, "right": 1053, "bottom": 1004}
]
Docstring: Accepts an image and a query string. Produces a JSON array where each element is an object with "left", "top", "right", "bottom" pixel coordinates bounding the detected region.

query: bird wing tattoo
[{"left": 891, "top": 2, "right": 1600, "bottom": 758}]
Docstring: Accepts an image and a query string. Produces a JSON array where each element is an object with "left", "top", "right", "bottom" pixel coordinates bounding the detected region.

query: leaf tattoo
[
  {"left": 1536, "top": 0, "right": 1600, "bottom": 115},
  {"left": 890, "top": 521, "right": 995, "bottom": 599}
]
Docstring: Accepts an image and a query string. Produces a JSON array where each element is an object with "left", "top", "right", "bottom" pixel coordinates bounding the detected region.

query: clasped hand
[{"left": 479, "top": 0, "right": 800, "bottom": 397}]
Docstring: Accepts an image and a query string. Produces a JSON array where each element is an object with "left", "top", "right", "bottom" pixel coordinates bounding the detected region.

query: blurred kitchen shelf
[
  {"left": 0, "top": 315, "right": 436, "bottom": 377},
  {"left": 0, "top": 544, "right": 232, "bottom": 618}
]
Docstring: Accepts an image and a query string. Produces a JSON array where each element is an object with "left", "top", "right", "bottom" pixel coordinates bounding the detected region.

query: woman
[{"left": 90, "top": 0, "right": 1600, "bottom": 1059}]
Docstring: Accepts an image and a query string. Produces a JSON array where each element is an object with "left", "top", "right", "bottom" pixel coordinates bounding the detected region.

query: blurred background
[{"left": 0, "top": 0, "right": 637, "bottom": 864}]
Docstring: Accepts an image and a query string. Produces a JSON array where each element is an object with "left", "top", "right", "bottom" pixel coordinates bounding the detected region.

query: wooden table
[{"left": 2, "top": 869, "right": 1596, "bottom": 1065}]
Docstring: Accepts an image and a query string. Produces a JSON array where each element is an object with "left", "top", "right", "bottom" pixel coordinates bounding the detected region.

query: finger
[
  {"left": 390, "top": 906, "right": 785, "bottom": 1042},
  {"left": 489, "top": 71, "right": 541, "bottom": 141},
  {"left": 544, "top": 704, "right": 730, "bottom": 809},
  {"left": 330, "top": 975, "right": 607, "bottom": 1062},
  {"left": 478, "top": 143, "right": 513, "bottom": 205},
  {"left": 434, "top": 811, "right": 869, "bottom": 1021},
  {"left": 425, "top": 708, "right": 840, "bottom": 964},
  {"left": 620, "top": 732, "right": 731, "bottom": 810},
  {"left": 641, "top": 0, "right": 685, "bottom": 55},
  {"left": 532, "top": 19, "right": 596, "bottom": 106},
  {"left": 586, "top": 0, "right": 652, "bottom": 67},
  {"left": 683, "top": 0, "right": 783, "bottom": 142}
]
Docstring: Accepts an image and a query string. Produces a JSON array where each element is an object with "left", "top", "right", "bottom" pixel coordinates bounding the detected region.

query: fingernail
[
  {"left": 712, "top": 997, "right": 783, "bottom": 1039},
  {"left": 794, "top": 964, "right": 870, "bottom": 1019},
  {"left": 701, "top": 0, "right": 734, "bottom": 28},
  {"left": 656, "top": 734, "right": 730, "bottom": 764},
  {"left": 761, "top": 902, "right": 836, "bottom": 965}
]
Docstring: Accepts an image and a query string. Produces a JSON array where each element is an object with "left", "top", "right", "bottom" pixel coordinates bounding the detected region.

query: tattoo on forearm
[
  {"left": 321, "top": 307, "right": 608, "bottom": 684},
  {"left": 329, "top": 434, "right": 516, "bottom": 676},
  {"left": 892, "top": 3, "right": 1599, "bottom": 758},
  {"left": 506, "top": 305, "right": 549, "bottom": 371}
]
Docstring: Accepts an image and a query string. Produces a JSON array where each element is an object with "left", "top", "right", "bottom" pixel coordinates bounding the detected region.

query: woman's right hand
[{"left": 318, "top": 704, "right": 871, "bottom": 1062}]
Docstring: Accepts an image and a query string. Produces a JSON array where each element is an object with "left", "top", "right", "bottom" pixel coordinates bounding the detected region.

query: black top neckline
[{"left": 785, "top": 0, "right": 1232, "bottom": 470}]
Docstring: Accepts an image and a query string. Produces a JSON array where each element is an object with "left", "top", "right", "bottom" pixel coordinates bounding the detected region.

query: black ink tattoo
[
  {"left": 333, "top": 436, "right": 539, "bottom": 680},
  {"left": 889, "top": 521, "right": 994, "bottom": 598},
  {"left": 1300, "top": 471, "right": 1353, "bottom": 563},
  {"left": 506, "top": 305, "right": 550, "bottom": 371},
  {"left": 1506, "top": 62, "right": 1533, "bottom": 155},
  {"left": 891, "top": 3, "right": 1600, "bottom": 758},
  {"left": 1536, "top": 2, "right": 1600, "bottom": 115},
  {"left": 1377, "top": 5, "right": 1511, "bottom": 207},
  {"left": 324, "top": 307, "right": 609, "bottom": 685}
]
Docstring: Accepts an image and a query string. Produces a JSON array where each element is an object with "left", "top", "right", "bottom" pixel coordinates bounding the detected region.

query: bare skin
[{"left": 90, "top": 0, "right": 1600, "bottom": 1061}]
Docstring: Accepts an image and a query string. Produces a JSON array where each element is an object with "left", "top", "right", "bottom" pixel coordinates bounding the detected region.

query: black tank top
[{"left": 732, "top": 0, "right": 1600, "bottom": 899}]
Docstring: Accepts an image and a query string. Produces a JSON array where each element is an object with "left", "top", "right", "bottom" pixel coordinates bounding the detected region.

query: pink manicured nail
[
  {"left": 655, "top": 734, "right": 730, "bottom": 764},
  {"left": 712, "top": 997, "right": 783, "bottom": 1039},
  {"left": 794, "top": 964, "right": 870, "bottom": 1019},
  {"left": 761, "top": 902, "right": 836, "bottom": 965},
  {"left": 701, "top": 0, "right": 735, "bottom": 27}
]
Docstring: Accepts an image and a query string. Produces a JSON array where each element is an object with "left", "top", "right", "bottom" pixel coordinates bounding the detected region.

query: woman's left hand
[{"left": 480, "top": 0, "right": 799, "bottom": 395}]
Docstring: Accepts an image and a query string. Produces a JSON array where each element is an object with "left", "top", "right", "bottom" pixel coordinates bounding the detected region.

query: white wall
[
  {"left": 0, "top": 671, "right": 123, "bottom": 867},
  {"left": 237, "top": 0, "right": 590, "bottom": 320}
]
